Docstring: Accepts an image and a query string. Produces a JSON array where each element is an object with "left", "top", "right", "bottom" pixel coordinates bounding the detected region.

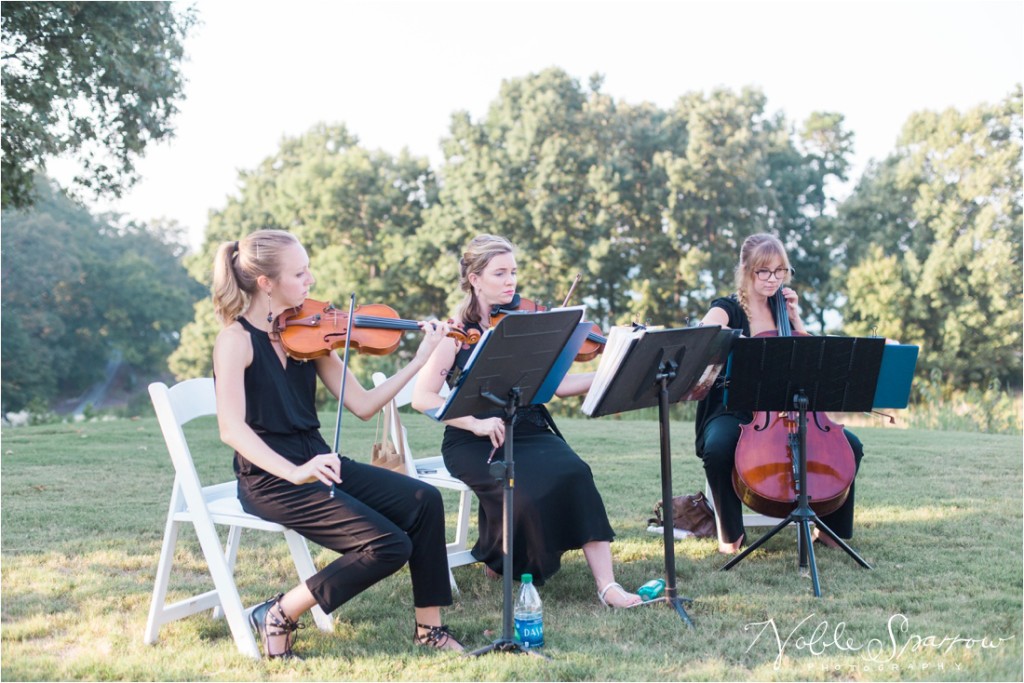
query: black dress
[
  {"left": 440, "top": 321, "right": 615, "bottom": 586},
  {"left": 230, "top": 317, "right": 452, "bottom": 612},
  {"left": 694, "top": 295, "right": 864, "bottom": 543}
]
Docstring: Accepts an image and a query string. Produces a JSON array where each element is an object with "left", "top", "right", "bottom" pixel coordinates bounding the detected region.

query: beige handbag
[{"left": 370, "top": 403, "right": 407, "bottom": 474}]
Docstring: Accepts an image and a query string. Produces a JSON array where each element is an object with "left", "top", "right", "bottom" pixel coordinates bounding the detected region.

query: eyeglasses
[{"left": 754, "top": 267, "right": 792, "bottom": 281}]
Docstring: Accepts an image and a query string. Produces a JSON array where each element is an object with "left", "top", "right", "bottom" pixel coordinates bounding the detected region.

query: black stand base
[
  {"left": 469, "top": 639, "right": 547, "bottom": 658},
  {"left": 720, "top": 393, "right": 872, "bottom": 597},
  {"left": 666, "top": 596, "right": 695, "bottom": 624},
  {"left": 721, "top": 505, "right": 871, "bottom": 597}
]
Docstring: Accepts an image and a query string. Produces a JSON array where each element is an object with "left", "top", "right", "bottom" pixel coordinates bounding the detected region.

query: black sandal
[
  {"left": 249, "top": 593, "right": 305, "bottom": 659},
  {"left": 414, "top": 622, "right": 463, "bottom": 651}
]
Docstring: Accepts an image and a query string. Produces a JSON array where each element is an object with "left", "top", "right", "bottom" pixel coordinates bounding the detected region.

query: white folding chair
[
  {"left": 372, "top": 371, "right": 477, "bottom": 591},
  {"left": 145, "top": 379, "right": 332, "bottom": 659},
  {"left": 704, "top": 477, "right": 787, "bottom": 542}
]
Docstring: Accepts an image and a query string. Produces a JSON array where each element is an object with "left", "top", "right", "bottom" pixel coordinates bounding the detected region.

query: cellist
[{"left": 693, "top": 233, "right": 864, "bottom": 554}]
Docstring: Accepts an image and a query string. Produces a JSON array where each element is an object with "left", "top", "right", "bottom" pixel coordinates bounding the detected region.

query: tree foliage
[
  {"left": 167, "top": 68, "right": 1018, "bottom": 397},
  {"left": 836, "top": 87, "right": 1023, "bottom": 387},
  {"left": 170, "top": 124, "right": 442, "bottom": 379},
  {"left": 1, "top": 1, "right": 196, "bottom": 209},
  {"left": 1, "top": 179, "right": 205, "bottom": 411},
  {"left": 421, "top": 70, "right": 849, "bottom": 330}
]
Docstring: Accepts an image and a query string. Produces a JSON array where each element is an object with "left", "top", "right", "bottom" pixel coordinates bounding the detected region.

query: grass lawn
[{"left": 2, "top": 408, "right": 1021, "bottom": 681}]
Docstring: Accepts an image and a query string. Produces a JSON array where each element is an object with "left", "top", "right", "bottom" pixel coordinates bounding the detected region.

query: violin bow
[
  {"left": 560, "top": 273, "right": 582, "bottom": 308},
  {"left": 329, "top": 293, "right": 356, "bottom": 498}
]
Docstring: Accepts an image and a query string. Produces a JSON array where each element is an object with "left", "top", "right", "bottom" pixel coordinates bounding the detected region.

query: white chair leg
[
  {"left": 144, "top": 506, "right": 182, "bottom": 644},
  {"left": 448, "top": 489, "right": 476, "bottom": 594},
  {"left": 191, "top": 515, "right": 261, "bottom": 659},
  {"left": 453, "top": 490, "right": 472, "bottom": 554},
  {"left": 211, "top": 525, "right": 243, "bottom": 621},
  {"left": 283, "top": 530, "right": 333, "bottom": 632}
]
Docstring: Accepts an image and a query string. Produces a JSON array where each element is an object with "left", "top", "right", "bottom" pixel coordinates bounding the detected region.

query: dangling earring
[{"left": 266, "top": 291, "right": 273, "bottom": 324}]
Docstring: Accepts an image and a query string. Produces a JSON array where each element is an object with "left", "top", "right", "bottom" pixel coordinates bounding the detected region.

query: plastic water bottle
[
  {"left": 513, "top": 573, "right": 544, "bottom": 649},
  {"left": 637, "top": 578, "right": 666, "bottom": 602}
]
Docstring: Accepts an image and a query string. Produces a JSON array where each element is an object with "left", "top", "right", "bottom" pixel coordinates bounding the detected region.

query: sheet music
[{"left": 581, "top": 325, "right": 647, "bottom": 416}]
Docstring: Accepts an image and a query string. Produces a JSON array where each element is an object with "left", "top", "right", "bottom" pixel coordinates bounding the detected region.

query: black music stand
[
  {"left": 720, "top": 335, "right": 886, "bottom": 597},
  {"left": 429, "top": 307, "right": 587, "bottom": 657},
  {"left": 586, "top": 325, "right": 737, "bottom": 627}
]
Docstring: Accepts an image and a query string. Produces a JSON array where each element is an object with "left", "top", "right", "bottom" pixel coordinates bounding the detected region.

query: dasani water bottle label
[{"left": 514, "top": 615, "right": 544, "bottom": 648}]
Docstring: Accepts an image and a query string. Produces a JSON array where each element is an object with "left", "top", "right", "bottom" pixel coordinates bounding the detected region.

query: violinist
[
  {"left": 211, "top": 229, "right": 464, "bottom": 657},
  {"left": 412, "top": 234, "right": 643, "bottom": 609},
  {"left": 694, "top": 233, "right": 864, "bottom": 554}
]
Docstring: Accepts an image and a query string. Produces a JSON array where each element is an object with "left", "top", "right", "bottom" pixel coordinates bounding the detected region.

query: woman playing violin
[
  {"left": 211, "top": 229, "right": 464, "bottom": 657},
  {"left": 412, "top": 234, "right": 643, "bottom": 609},
  {"left": 695, "top": 233, "right": 864, "bottom": 554}
]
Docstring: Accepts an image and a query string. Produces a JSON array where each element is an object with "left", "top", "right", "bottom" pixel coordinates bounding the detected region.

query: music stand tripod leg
[
  {"left": 810, "top": 518, "right": 872, "bottom": 569},
  {"left": 656, "top": 366, "right": 695, "bottom": 628}
]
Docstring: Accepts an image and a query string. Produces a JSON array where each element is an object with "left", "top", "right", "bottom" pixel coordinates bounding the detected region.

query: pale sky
[{"left": 50, "top": 0, "right": 1024, "bottom": 248}]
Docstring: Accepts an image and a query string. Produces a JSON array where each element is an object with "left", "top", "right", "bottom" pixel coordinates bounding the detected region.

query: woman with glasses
[{"left": 694, "top": 233, "right": 864, "bottom": 554}]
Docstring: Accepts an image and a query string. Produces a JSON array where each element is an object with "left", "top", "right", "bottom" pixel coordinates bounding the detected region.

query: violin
[
  {"left": 488, "top": 292, "right": 609, "bottom": 363},
  {"left": 275, "top": 298, "right": 479, "bottom": 360},
  {"left": 488, "top": 294, "right": 546, "bottom": 324},
  {"left": 557, "top": 274, "right": 607, "bottom": 362},
  {"left": 731, "top": 289, "right": 856, "bottom": 518}
]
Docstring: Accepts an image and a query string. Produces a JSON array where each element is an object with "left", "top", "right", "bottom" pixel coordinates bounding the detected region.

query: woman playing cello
[{"left": 694, "top": 233, "right": 865, "bottom": 554}]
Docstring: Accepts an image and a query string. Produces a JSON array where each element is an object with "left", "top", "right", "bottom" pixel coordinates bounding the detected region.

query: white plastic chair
[
  {"left": 704, "top": 478, "right": 787, "bottom": 542},
  {"left": 371, "top": 371, "right": 477, "bottom": 591},
  {"left": 145, "top": 379, "right": 332, "bottom": 659}
]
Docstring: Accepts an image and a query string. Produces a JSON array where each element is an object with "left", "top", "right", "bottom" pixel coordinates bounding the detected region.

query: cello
[{"left": 731, "top": 290, "right": 857, "bottom": 519}]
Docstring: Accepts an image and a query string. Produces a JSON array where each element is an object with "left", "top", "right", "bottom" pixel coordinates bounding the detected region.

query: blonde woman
[
  {"left": 211, "top": 229, "right": 463, "bottom": 657},
  {"left": 694, "top": 233, "right": 864, "bottom": 554},
  {"left": 413, "top": 234, "right": 642, "bottom": 609}
]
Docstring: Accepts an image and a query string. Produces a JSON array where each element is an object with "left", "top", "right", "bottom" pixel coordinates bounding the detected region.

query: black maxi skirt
[{"left": 441, "top": 419, "right": 614, "bottom": 586}]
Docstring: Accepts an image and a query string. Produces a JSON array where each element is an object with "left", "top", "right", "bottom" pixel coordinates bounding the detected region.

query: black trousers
[
  {"left": 698, "top": 414, "right": 864, "bottom": 544},
  {"left": 238, "top": 456, "right": 452, "bottom": 613}
]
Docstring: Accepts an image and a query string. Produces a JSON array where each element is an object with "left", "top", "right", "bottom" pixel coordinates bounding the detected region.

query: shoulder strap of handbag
[{"left": 384, "top": 401, "right": 406, "bottom": 459}]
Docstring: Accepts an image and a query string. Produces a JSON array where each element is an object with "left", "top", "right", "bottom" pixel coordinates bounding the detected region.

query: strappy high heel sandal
[
  {"left": 414, "top": 622, "right": 464, "bottom": 652},
  {"left": 249, "top": 593, "right": 305, "bottom": 659},
  {"left": 597, "top": 582, "right": 644, "bottom": 609}
]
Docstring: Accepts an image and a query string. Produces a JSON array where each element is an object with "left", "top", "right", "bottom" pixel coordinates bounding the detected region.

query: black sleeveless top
[
  {"left": 233, "top": 317, "right": 328, "bottom": 476},
  {"left": 694, "top": 295, "right": 752, "bottom": 438},
  {"left": 238, "top": 316, "right": 320, "bottom": 434}
]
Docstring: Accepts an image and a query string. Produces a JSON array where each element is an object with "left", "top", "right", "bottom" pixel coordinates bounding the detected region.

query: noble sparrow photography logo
[{"left": 744, "top": 613, "right": 1015, "bottom": 672}]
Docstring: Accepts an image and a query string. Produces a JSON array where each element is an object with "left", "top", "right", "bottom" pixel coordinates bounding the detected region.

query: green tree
[
  {"left": 171, "top": 124, "right": 442, "bottom": 380},
  {"left": 1, "top": 179, "right": 204, "bottom": 411},
  {"left": 1, "top": 1, "right": 196, "bottom": 209},
  {"left": 837, "top": 87, "right": 1023, "bottom": 387},
  {"left": 424, "top": 71, "right": 852, "bottom": 329}
]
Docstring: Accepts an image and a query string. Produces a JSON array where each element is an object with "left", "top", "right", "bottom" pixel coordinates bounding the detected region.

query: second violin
[
  {"left": 275, "top": 298, "right": 479, "bottom": 360},
  {"left": 490, "top": 291, "right": 608, "bottom": 363}
]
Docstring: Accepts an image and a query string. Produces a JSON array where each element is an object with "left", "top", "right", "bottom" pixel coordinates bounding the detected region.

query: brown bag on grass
[
  {"left": 651, "top": 491, "right": 717, "bottom": 538},
  {"left": 370, "top": 403, "right": 407, "bottom": 474}
]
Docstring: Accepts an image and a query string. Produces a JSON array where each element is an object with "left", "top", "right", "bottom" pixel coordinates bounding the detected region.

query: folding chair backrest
[
  {"left": 370, "top": 371, "right": 475, "bottom": 589},
  {"left": 372, "top": 372, "right": 448, "bottom": 476},
  {"left": 149, "top": 378, "right": 218, "bottom": 511}
]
